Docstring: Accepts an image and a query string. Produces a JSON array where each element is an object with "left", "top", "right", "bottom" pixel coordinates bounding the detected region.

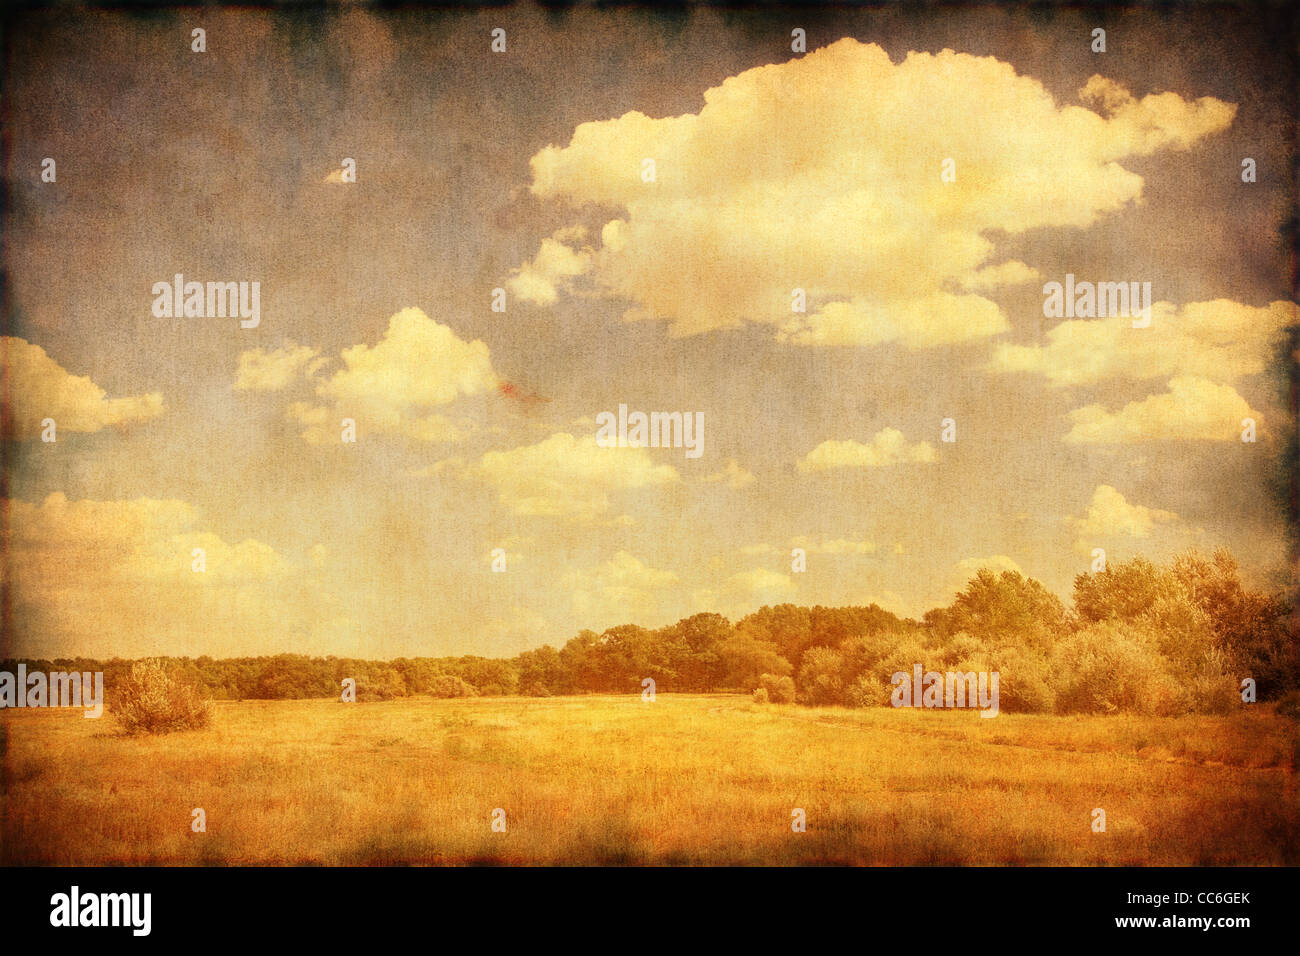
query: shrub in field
[
  {"left": 427, "top": 674, "right": 477, "bottom": 698},
  {"left": 1051, "top": 622, "right": 1184, "bottom": 716},
  {"left": 864, "top": 639, "right": 932, "bottom": 697},
  {"left": 797, "top": 647, "right": 845, "bottom": 705},
  {"left": 934, "top": 631, "right": 990, "bottom": 669},
  {"left": 758, "top": 673, "right": 796, "bottom": 704},
  {"left": 1180, "top": 660, "right": 1238, "bottom": 716},
  {"left": 844, "top": 674, "right": 889, "bottom": 708},
  {"left": 113, "top": 659, "right": 212, "bottom": 734},
  {"left": 985, "top": 645, "right": 1055, "bottom": 714},
  {"left": 752, "top": 687, "right": 769, "bottom": 704},
  {"left": 355, "top": 666, "right": 408, "bottom": 701}
]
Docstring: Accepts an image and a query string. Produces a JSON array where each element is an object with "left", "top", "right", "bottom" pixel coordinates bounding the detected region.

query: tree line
[{"left": 5, "top": 548, "right": 1295, "bottom": 716}]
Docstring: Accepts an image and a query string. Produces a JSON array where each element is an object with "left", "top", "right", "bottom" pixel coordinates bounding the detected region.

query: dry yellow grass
[{"left": 2, "top": 694, "right": 1296, "bottom": 865}]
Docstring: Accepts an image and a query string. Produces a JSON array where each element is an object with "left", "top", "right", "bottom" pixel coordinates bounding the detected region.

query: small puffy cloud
[
  {"left": 1064, "top": 376, "right": 1259, "bottom": 443},
  {"left": 992, "top": 299, "right": 1295, "bottom": 387},
  {"left": 864, "top": 590, "right": 910, "bottom": 617},
  {"left": 507, "top": 228, "right": 594, "bottom": 306},
  {"left": 288, "top": 308, "right": 495, "bottom": 443},
  {"left": 286, "top": 400, "right": 331, "bottom": 443},
  {"left": 797, "top": 428, "right": 936, "bottom": 472},
  {"left": 1069, "top": 485, "right": 1178, "bottom": 550},
  {"left": 1078, "top": 76, "right": 1237, "bottom": 156},
  {"left": 7, "top": 493, "right": 291, "bottom": 584},
  {"left": 565, "top": 551, "right": 679, "bottom": 624},
  {"left": 4, "top": 337, "right": 163, "bottom": 439},
  {"left": 696, "top": 567, "right": 799, "bottom": 617},
  {"left": 478, "top": 432, "right": 679, "bottom": 519},
  {"left": 233, "top": 343, "right": 320, "bottom": 391},
  {"left": 701, "top": 458, "right": 756, "bottom": 489},
  {"left": 520, "top": 39, "right": 1234, "bottom": 343},
  {"left": 321, "top": 307, "right": 496, "bottom": 409}
]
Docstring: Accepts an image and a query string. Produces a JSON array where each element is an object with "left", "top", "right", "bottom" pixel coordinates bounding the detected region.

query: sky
[{"left": 3, "top": 2, "right": 1296, "bottom": 660}]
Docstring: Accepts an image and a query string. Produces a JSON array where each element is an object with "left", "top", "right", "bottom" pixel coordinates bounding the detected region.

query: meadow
[{"left": 2, "top": 694, "right": 1296, "bottom": 865}]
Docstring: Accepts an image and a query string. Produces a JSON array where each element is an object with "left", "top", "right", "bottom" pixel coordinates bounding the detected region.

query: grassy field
[{"left": 2, "top": 694, "right": 1297, "bottom": 865}]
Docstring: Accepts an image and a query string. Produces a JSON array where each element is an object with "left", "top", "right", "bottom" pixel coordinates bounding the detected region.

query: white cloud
[
  {"left": 1064, "top": 376, "right": 1259, "bottom": 443},
  {"left": 233, "top": 343, "right": 320, "bottom": 391},
  {"left": 797, "top": 428, "right": 937, "bottom": 471},
  {"left": 959, "top": 260, "right": 1042, "bottom": 292},
  {"left": 993, "top": 299, "right": 1295, "bottom": 387},
  {"left": 956, "top": 554, "right": 1024, "bottom": 577},
  {"left": 518, "top": 39, "right": 1234, "bottom": 344},
  {"left": 701, "top": 458, "right": 756, "bottom": 489},
  {"left": 478, "top": 432, "right": 679, "bottom": 519},
  {"left": 1068, "top": 485, "right": 1179, "bottom": 551},
  {"left": 506, "top": 227, "right": 593, "bottom": 306},
  {"left": 4, "top": 337, "right": 163, "bottom": 439},
  {"left": 288, "top": 308, "right": 496, "bottom": 443},
  {"left": 695, "top": 567, "right": 799, "bottom": 617}
]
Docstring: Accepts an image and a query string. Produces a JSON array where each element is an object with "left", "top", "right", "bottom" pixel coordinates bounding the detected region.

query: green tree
[
  {"left": 797, "top": 646, "right": 846, "bottom": 705},
  {"left": 660, "top": 613, "right": 732, "bottom": 690},
  {"left": 718, "top": 632, "right": 792, "bottom": 691},
  {"left": 947, "top": 569, "right": 1067, "bottom": 649}
]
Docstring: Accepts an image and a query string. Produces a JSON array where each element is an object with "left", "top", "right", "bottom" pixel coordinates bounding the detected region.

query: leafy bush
[
  {"left": 844, "top": 674, "right": 888, "bottom": 708},
  {"left": 356, "top": 667, "right": 407, "bottom": 701},
  {"left": 113, "top": 659, "right": 212, "bottom": 734},
  {"left": 752, "top": 687, "right": 769, "bottom": 704},
  {"left": 934, "top": 631, "right": 989, "bottom": 669},
  {"left": 427, "top": 674, "right": 477, "bottom": 698},
  {"left": 1074, "top": 549, "right": 1295, "bottom": 700},
  {"left": 719, "top": 633, "right": 793, "bottom": 691},
  {"left": 797, "top": 647, "right": 845, "bottom": 705},
  {"left": 865, "top": 639, "right": 931, "bottom": 698},
  {"left": 985, "top": 645, "right": 1055, "bottom": 714},
  {"left": 1051, "top": 622, "right": 1184, "bottom": 716},
  {"left": 1180, "top": 659, "right": 1238, "bottom": 716},
  {"left": 758, "top": 673, "right": 796, "bottom": 703}
]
